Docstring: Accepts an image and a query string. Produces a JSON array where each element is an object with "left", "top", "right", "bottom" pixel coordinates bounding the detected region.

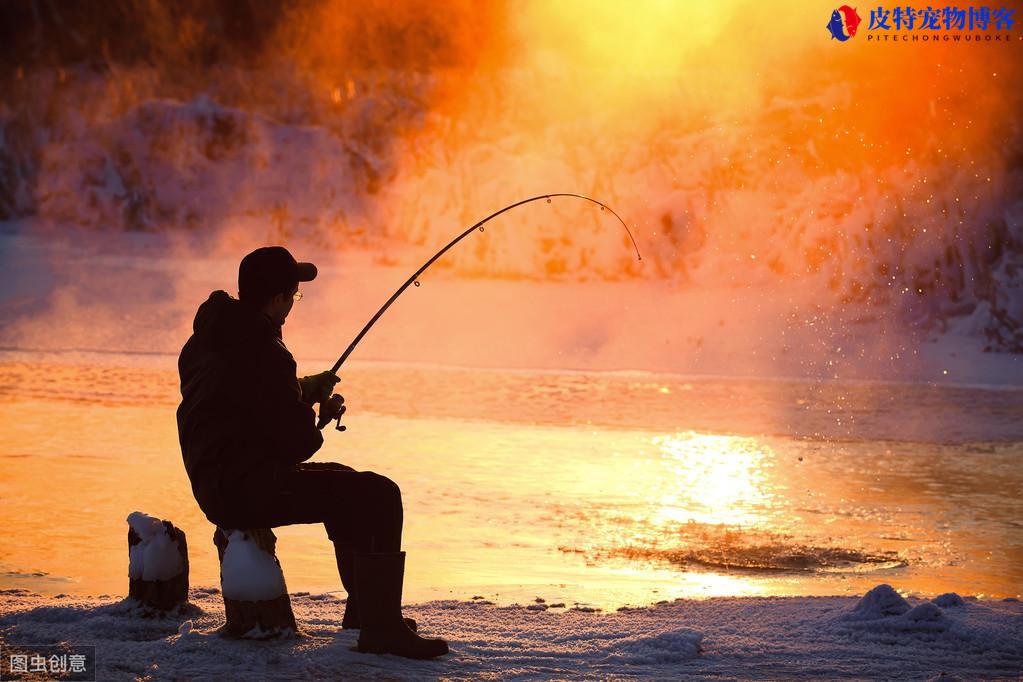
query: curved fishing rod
[{"left": 318, "top": 193, "right": 642, "bottom": 431}]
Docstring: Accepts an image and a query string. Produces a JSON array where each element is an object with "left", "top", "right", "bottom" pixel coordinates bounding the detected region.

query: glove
[{"left": 299, "top": 371, "right": 340, "bottom": 405}]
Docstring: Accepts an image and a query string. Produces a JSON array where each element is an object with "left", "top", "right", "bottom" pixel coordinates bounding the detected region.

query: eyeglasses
[{"left": 293, "top": 291, "right": 304, "bottom": 302}]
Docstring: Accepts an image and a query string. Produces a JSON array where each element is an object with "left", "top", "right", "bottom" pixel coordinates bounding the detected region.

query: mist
[{"left": 1, "top": 0, "right": 1021, "bottom": 379}]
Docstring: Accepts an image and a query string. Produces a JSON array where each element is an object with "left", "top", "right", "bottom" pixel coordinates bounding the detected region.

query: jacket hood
[{"left": 191, "top": 290, "right": 279, "bottom": 350}]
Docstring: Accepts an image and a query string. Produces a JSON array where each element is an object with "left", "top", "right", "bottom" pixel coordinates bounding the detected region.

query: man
[{"left": 176, "top": 246, "right": 447, "bottom": 659}]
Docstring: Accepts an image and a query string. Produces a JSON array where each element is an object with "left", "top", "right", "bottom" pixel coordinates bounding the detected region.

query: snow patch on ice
[{"left": 125, "top": 512, "right": 182, "bottom": 581}]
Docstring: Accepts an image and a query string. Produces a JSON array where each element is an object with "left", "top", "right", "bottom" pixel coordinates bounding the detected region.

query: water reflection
[{"left": 652, "top": 432, "right": 775, "bottom": 527}]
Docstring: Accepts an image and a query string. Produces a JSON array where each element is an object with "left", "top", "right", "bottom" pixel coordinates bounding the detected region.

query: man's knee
[
  {"left": 362, "top": 472, "right": 402, "bottom": 507},
  {"left": 323, "top": 472, "right": 402, "bottom": 542}
]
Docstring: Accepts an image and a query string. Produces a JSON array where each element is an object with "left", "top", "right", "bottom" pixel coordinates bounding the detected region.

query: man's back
[{"left": 177, "top": 289, "right": 322, "bottom": 528}]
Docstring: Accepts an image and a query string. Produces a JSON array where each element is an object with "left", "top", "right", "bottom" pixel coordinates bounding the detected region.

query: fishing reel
[{"left": 316, "top": 398, "right": 347, "bottom": 432}]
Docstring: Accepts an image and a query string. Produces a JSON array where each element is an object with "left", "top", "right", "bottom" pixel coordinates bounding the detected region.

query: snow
[
  {"left": 933, "top": 593, "right": 965, "bottom": 608},
  {"left": 902, "top": 601, "right": 944, "bottom": 624},
  {"left": 219, "top": 531, "right": 287, "bottom": 602},
  {"left": 125, "top": 512, "right": 182, "bottom": 582},
  {"left": 842, "top": 583, "right": 910, "bottom": 620},
  {"left": 3, "top": 64, "right": 1023, "bottom": 353},
  {"left": 1, "top": 585, "right": 1020, "bottom": 679}
]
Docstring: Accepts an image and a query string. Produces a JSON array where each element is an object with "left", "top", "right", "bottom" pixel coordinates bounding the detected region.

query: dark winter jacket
[{"left": 176, "top": 290, "right": 322, "bottom": 528}]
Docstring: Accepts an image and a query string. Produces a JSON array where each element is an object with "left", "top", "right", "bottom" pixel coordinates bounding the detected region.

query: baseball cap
[{"left": 238, "top": 246, "right": 317, "bottom": 302}]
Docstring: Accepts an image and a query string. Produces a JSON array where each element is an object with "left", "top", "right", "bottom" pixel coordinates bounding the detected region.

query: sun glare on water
[{"left": 652, "top": 432, "right": 775, "bottom": 527}]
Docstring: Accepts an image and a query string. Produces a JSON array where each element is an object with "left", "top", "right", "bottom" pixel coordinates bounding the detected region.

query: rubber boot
[
  {"left": 334, "top": 543, "right": 417, "bottom": 631},
  {"left": 354, "top": 551, "right": 448, "bottom": 659}
]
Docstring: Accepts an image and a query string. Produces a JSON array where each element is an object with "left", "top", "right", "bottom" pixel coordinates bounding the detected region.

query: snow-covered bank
[
  {"left": 1, "top": 584, "right": 1020, "bottom": 679},
  {"left": 4, "top": 45, "right": 1023, "bottom": 354}
]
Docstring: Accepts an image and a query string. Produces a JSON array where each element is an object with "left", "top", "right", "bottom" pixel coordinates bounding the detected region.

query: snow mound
[
  {"left": 219, "top": 530, "right": 286, "bottom": 602},
  {"left": 125, "top": 512, "right": 182, "bottom": 582},
  {"left": 840, "top": 586, "right": 952, "bottom": 637},
  {"left": 842, "top": 583, "right": 910, "bottom": 621},
  {"left": 933, "top": 593, "right": 965, "bottom": 608},
  {"left": 835, "top": 585, "right": 1023, "bottom": 667},
  {"left": 600, "top": 628, "right": 703, "bottom": 664},
  {"left": 904, "top": 602, "right": 945, "bottom": 623}
]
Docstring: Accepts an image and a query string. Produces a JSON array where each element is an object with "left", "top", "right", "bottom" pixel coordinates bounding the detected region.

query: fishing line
[{"left": 318, "top": 193, "right": 641, "bottom": 431}]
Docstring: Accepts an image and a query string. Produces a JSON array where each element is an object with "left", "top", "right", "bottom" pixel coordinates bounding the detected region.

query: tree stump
[
  {"left": 213, "top": 527, "right": 298, "bottom": 639},
  {"left": 126, "top": 513, "right": 189, "bottom": 613}
]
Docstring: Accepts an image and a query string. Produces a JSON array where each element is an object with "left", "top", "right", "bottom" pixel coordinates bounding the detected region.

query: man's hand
[{"left": 299, "top": 371, "right": 340, "bottom": 405}]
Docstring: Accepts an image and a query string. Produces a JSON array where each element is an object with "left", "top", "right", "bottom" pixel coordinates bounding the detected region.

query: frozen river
[{"left": 1, "top": 357, "right": 1020, "bottom": 609}]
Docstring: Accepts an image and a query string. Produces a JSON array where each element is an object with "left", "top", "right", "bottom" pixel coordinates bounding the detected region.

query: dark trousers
[{"left": 228, "top": 462, "right": 404, "bottom": 553}]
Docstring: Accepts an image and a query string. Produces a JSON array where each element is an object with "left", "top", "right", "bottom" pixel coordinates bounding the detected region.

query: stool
[
  {"left": 213, "top": 527, "right": 298, "bottom": 638},
  {"left": 126, "top": 514, "right": 189, "bottom": 613}
]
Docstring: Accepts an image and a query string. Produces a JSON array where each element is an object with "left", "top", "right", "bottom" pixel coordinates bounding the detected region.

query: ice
[
  {"left": 125, "top": 512, "right": 182, "bottom": 582},
  {"left": 219, "top": 530, "right": 286, "bottom": 602}
]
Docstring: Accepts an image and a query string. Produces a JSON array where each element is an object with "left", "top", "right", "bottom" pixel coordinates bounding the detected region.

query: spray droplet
[
  {"left": 414, "top": 280, "right": 421, "bottom": 287},
  {"left": 479, "top": 226, "right": 485, "bottom": 232},
  {"left": 546, "top": 197, "right": 552, "bottom": 204},
  {"left": 600, "top": 205, "right": 605, "bottom": 211}
]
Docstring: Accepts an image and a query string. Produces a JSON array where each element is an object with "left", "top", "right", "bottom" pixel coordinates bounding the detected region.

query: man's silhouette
[{"left": 176, "top": 246, "right": 447, "bottom": 658}]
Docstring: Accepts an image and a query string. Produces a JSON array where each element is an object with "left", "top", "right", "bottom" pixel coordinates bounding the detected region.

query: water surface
[{"left": 1, "top": 356, "right": 1020, "bottom": 609}]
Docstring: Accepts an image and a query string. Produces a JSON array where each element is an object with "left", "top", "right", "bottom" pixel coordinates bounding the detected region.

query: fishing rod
[{"left": 317, "top": 193, "right": 642, "bottom": 431}]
